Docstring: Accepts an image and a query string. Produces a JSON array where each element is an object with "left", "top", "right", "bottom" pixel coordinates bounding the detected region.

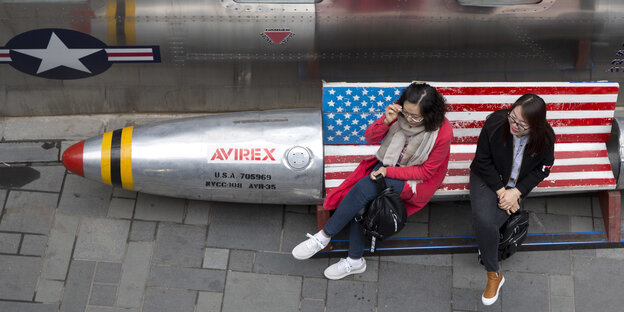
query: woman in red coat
[{"left": 292, "top": 82, "right": 453, "bottom": 280}]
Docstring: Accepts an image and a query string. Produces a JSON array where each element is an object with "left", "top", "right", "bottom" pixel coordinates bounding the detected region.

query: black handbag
[
  {"left": 355, "top": 174, "right": 407, "bottom": 253},
  {"left": 479, "top": 210, "right": 530, "bottom": 265}
]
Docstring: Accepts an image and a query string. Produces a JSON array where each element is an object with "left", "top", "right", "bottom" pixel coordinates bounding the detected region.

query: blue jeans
[{"left": 323, "top": 162, "right": 405, "bottom": 259}]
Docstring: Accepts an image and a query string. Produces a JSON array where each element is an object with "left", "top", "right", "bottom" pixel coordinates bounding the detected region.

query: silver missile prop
[{"left": 62, "top": 109, "right": 324, "bottom": 204}]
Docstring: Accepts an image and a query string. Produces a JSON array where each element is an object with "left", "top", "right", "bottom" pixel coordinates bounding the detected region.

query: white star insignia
[
  {"left": 344, "top": 113, "right": 351, "bottom": 119},
  {"left": 353, "top": 107, "right": 360, "bottom": 112},
  {"left": 344, "top": 125, "right": 351, "bottom": 131},
  {"left": 336, "top": 119, "right": 343, "bottom": 125},
  {"left": 336, "top": 130, "right": 343, "bottom": 135},
  {"left": 353, "top": 95, "right": 360, "bottom": 101},
  {"left": 369, "top": 107, "right": 375, "bottom": 112},
  {"left": 328, "top": 100, "right": 335, "bottom": 107},
  {"left": 328, "top": 136, "right": 334, "bottom": 141},
  {"left": 13, "top": 32, "right": 101, "bottom": 74},
  {"left": 328, "top": 125, "right": 334, "bottom": 130},
  {"left": 378, "top": 90, "right": 384, "bottom": 95},
  {"left": 343, "top": 136, "right": 350, "bottom": 141},
  {"left": 369, "top": 95, "right": 376, "bottom": 101},
  {"left": 336, "top": 107, "right": 344, "bottom": 112},
  {"left": 360, "top": 136, "right": 366, "bottom": 142},
  {"left": 328, "top": 113, "right": 335, "bottom": 119},
  {"left": 345, "top": 101, "right": 351, "bottom": 106},
  {"left": 360, "top": 124, "right": 367, "bottom": 130},
  {"left": 394, "top": 89, "right": 401, "bottom": 95},
  {"left": 377, "top": 101, "right": 384, "bottom": 107},
  {"left": 361, "top": 101, "right": 368, "bottom": 106},
  {"left": 352, "top": 130, "right": 358, "bottom": 136},
  {"left": 337, "top": 95, "right": 344, "bottom": 101},
  {"left": 329, "top": 89, "right": 336, "bottom": 95},
  {"left": 345, "top": 89, "right": 352, "bottom": 95},
  {"left": 362, "top": 89, "right": 368, "bottom": 95},
  {"left": 385, "top": 96, "right": 392, "bottom": 101},
  {"left": 375, "top": 113, "right": 384, "bottom": 118},
  {"left": 352, "top": 119, "right": 359, "bottom": 125}
]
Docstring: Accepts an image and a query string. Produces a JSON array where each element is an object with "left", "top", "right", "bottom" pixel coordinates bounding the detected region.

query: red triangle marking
[{"left": 264, "top": 31, "right": 291, "bottom": 44}]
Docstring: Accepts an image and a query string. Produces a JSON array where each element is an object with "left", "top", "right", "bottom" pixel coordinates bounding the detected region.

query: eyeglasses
[
  {"left": 400, "top": 108, "right": 423, "bottom": 123},
  {"left": 508, "top": 112, "right": 529, "bottom": 131}
]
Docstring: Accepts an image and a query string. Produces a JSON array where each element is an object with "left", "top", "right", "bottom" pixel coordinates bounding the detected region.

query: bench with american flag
[{"left": 318, "top": 81, "right": 622, "bottom": 244}]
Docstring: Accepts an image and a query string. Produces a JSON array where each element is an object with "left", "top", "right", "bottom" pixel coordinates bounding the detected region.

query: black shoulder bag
[
  {"left": 479, "top": 210, "right": 530, "bottom": 265},
  {"left": 355, "top": 174, "right": 407, "bottom": 253}
]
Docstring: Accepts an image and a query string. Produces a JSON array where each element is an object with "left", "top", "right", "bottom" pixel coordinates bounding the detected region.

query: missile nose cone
[{"left": 62, "top": 140, "right": 85, "bottom": 177}]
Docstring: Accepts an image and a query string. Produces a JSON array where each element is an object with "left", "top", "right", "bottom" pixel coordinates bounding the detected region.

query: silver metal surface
[
  {"left": 2, "top": 0, "right": 624, "bottom": 116},
  {"left": 80, "top": 109, "right": 324, "bottom": 204}
]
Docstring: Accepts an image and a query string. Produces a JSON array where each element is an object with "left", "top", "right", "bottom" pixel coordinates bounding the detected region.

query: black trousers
[{"left": 470, "top": 172, "right": 511, "bottom": 272}]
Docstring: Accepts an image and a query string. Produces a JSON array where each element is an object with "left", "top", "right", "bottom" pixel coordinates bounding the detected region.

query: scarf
[{"left": 376, "top": 115, "right": 440, "bottom": 193}]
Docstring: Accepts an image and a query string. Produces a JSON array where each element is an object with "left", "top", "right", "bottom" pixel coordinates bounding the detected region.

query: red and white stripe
[
  {"left": 0, "top": 49, "right": 10, "bottom": 62},
  {"left": 105, "top": 48, "right": 155, "bottom": 61},
  {"left": 323, "top": 82, "right": 618, "bottom": 197}
]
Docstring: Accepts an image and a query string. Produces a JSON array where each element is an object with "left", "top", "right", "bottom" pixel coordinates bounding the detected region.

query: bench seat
[{"left": 321, "top": 81, "right": 621, "bottom": 242}]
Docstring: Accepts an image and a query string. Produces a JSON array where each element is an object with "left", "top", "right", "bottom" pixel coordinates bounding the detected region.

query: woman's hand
[
  {"left": 370, "top": 166, "right": 387, "bottom": 180},
  {"left": 497, "top": 189, "right": 521, "bottom": 214},
  {"left": 384, "top": 104, "right": 402, "bottom": 126}
]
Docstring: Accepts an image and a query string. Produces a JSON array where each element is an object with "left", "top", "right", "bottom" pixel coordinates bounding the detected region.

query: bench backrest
[{"left": 323, "top": 82, "right": 619, "bottom": 197}]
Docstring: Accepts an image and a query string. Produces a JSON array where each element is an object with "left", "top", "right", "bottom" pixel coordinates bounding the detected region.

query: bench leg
[
  {"left": 316, "top": 204, "right": 330, "bottom": 232},
  {"left": 598, "top": 191, "right": 622, "bottom": 242}
]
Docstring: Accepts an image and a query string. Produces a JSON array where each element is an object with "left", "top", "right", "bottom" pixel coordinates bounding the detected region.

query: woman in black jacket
[{"left": 470, "top": 93, "right": 555, "bottom": 306}]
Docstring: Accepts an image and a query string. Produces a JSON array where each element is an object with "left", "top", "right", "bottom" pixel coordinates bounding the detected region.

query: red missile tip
[{"left": 62, "top": 140, "right": 85, "bottom": 177}]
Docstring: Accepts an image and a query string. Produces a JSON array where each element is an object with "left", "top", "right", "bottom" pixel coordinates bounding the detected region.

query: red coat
[{"left": 323, "top": 117, "right": 453, "bottom": 216}]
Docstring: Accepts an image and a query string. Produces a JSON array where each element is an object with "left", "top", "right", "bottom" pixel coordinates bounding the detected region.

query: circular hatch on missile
[{"left": 286, "top": 147, "right": 311, "bottom": 169}]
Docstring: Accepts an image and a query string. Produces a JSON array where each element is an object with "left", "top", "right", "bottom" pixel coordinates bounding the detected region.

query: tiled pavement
[{"left": 1, "top": 115, "right": 624, "bottom": 312}]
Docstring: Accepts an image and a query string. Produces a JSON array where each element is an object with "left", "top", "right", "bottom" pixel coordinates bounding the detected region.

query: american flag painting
[{"left": 323, "top": 81, "right": 619, "bottom": 196}]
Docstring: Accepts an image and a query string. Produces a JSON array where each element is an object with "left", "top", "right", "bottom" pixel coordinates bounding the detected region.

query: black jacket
[{"left": 470, "top": 110, "right": 555, "bottom": 199}]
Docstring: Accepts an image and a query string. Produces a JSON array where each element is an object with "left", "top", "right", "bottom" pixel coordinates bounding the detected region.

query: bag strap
[{"left": 374, "top": 174, "right": 387, "bottom": 192}]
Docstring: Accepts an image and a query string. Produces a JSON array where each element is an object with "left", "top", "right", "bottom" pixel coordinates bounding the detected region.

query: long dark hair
[
  {"left": 497, "top": 93, "right": 555, "bottom": 155},
  {"left": 397, "top": 83, "right": 447, "bottom": 132}
]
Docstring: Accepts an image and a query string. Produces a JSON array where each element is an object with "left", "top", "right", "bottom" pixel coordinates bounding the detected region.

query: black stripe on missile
[{"left": 110, "top": 129, "right": 123, "bottom": 187}]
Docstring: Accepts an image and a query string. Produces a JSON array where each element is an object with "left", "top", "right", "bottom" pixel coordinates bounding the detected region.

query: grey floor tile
[
  {"left": 142, "top": 288, "right": 196, "bottom": 312},
  {"left": 74, "top": 218, "right": 130, "bottom": 262},
  {"left": 107, "top": 197, "right": 135, "bottom": 219},
  {"left": 546, "top": 195, "right": 592, "bottom": 216},
  {"left": 351, "top": 258, "right": 378, "bottom": 282},
  {"left": 112, "top": 187, "right": 137, "bottom": 199},
  {"left": 134, "top": 193, "right": 184, "bottom": 222},
  {"left": 529, "top": 213, "right": 570, "bottom": 234},
  {"left": 147, "top": 265, "right": 225, "bottom": 291},
  {"left": 0, "top": 142, "right": 59, "bottom": 162},
  {"left": 500, "top": 271, "right": 549, "bottom": 312},
  {"left": 574, "top": 256, "right": 624, "bottom": 312},
  {"left": 522, "top": 197, "right": 546, "bottom": 214},
  {"left": 285, "top": 204, "right": 310, "bottom": 214},
  {"left": 301, "top": 299, "right": 325, "bottom": 312},
  {"left": 0, "top": 255, "right": 42, "bottom": 300},
  {"left": 393, "top": 222, "right": 428, "bottom": 238},
  {"left": 303, "top": 277, "right": 327, "bottom": 299},
  {"left": 86, "top": 308, "right": 139, "bottom": 312},
  {"left": 58, "top": 174, "right": 112, "bottom": 216},
  {"left": 60, "top": 260, "right": 97, "bottom": 312},
  {"left": 117, "top": 242, "right": 153, "bottom": 308},
  {"left": 0, "top": 232, "right": 20, "bottom": 253},
  {"left": 572, "top": 248, "right": 596, "bottom": 257},
  {"left": 89, "top": 284, "right": 117, "bottom": 306},
  {"left": 596, "top": 247, "right": 624, "bottom": 260},
  {"left": 0, "top": 191, "right": 57, "bottom": 234},
  {"left": 228, "top": 249, "right": 254, "bottom": 272},
  {"left": 254, "top": 251, "right": 328, "bottom": 278},
  {"left": 207, "top": 202, "right": 283, "bottom": 251},
  {"left": 153, "top": 223, "right": 206, "bottom": 267},
  {"left": 570, "top": 216, "right": 594, "bottom": 232},
  {"left": 429, "top": 201, "right": 473, "bottom": 237},
  {"left": 129, "top": 221, "right": 156, "bottom": 241},
  {"left": 407, "top": 204, "right": 429, "bottom": 223},
  {"left": 20, "top": 234, "right": 48, "bottom": 256},
  {"left": 94, "top": 262, "right": 123, "bottom": 284},
  {"left": 222, "top": 272, "right": 301, "bottom": 312},
  {"left": 203, "top": 247, "right": 229, "bottom": 270},
  {"left": 453, "top": 253, "right": 486, "bottom": 290},
  {"left": 186, "top": 200, "right": 210, "bottom": 225},
  {"left": 327, "top": 280, "right": 377, "bottom": 312},
  {"left": 549, "top": 275, "right": 574, "bottom": 297},
  {"left": 41, "top": 214, "right": 80, "bottom": 280},
  {"left": 197, "top": 292, "right": 223, "bottom": 312},
  {"left": 35, "top": 279, "right": 64, "bottom": 303},
  {"left": 0, "top": 302, "right": 58, "bottom": 312},
  {"left": 282, "top": 212, "right": 318, "bottom": 252},
  {"left": 502, "top": 250, "right": 571, "bottom": 275},
  {"left": 11, "top": 165, "right": 66, "bottom": 192},
  {"left": 378, "top": 261, "right": 452, "bottom": 312},
  {"left": 452, "top": 288, "right": 480, "bottom": 311},
  {"left": 551, "top": 296, "right": 575, "bottom": 312}
]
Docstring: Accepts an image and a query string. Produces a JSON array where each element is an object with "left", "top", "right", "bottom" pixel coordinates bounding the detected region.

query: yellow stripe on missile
[
  {"left": 101, "top": 131, "right": 113, "bottom": 186},
  {"left": 106, "top": 0, "right": 117, "bottom": 45},
  {"left": 125, "top": 0, "right": 136, "bottom": 45},
  {"left": 120, "top": 126, "right": 134, "bottom": 190}
]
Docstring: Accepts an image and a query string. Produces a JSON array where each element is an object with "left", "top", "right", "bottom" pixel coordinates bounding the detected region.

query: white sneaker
[
  {"left": 292, "top": 233, "right": 328, "bottom": 260},
  {"left": 324, "top": 258, "right": 367, "bottom": 280}
]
